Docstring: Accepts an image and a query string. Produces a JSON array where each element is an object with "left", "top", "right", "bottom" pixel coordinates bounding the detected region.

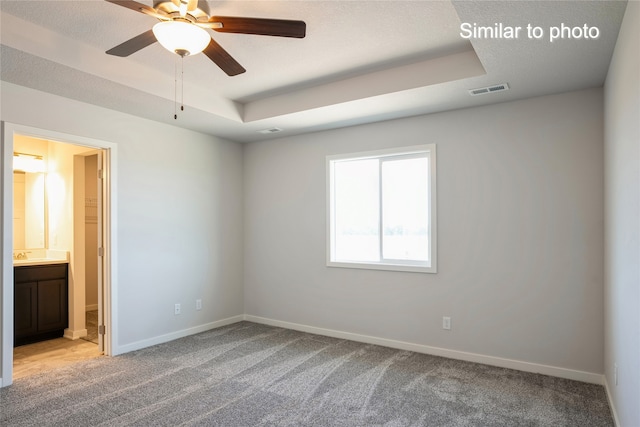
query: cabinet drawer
[{"left": 15, "top": 264, "right": 68, "bottom": 283}]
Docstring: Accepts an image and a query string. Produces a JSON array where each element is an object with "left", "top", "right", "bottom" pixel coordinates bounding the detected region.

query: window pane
[
  {"left": 382, "top": 157, "right": 429, "bottom": 261},
  {"left": 333, "top": 159, "right": 380, "bottom": 262}
]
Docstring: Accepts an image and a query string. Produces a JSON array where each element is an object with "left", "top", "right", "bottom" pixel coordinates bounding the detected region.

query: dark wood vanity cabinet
[{"left": 14, "top": 264, "right": 68, "bottom": 346}]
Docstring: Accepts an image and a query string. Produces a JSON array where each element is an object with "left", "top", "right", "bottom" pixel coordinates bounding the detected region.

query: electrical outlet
[
  {"left": 174, "top": 303, "right": 181, "bottom": 315},
  {"left": 614, "top": 363, "right": 618, "bottom": 386},
  {"left": 442, "top": 316, "right": 451, "bottom": 330},
  {"left": 196, "top": 299, "right": 202, "bottom": 311}
]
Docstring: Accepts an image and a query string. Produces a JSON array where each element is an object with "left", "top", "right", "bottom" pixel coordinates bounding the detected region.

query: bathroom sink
[{"left": 13, "top": 250, "right": 69, "bottom": 266}]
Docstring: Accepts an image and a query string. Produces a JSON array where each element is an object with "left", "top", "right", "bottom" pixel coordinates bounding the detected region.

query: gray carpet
[{"left": 0, "top": 321, "right": 613, "bottom": 426}]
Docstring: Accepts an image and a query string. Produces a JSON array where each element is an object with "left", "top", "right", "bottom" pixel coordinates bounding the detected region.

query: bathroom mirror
[{"left": 13, "top": 171, "right": 46, "bottom": 249}]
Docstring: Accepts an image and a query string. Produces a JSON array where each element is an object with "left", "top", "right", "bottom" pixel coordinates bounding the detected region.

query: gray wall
[
  {"left": 244, "top": 88, "right": 604, "bottom": 375},
  {"left": 0, "top": 82, "right": 244, "bottom": 361},
  {"left": 604, "top": 1, "right": 640, "bottom": 425}
]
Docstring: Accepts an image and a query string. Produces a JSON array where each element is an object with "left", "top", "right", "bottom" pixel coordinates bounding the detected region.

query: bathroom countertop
[
  {"left": 13, "top": 250, "right": 69, "bottom": 267},
  {"left": 14, "top": 258, "right": 69, "bottom": 267}
]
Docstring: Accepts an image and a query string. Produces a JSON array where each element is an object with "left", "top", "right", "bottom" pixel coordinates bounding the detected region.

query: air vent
[
  {"left": 257, "top": 127, "right": 283, "bottom": 134},
  {"left": 469, "top": 83, "right": 509, "bottom": 96}
]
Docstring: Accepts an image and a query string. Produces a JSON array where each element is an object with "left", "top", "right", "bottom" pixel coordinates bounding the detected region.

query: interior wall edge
[
  {"left": 604, "top": 378, "right": 622, "bottom": 427},
  {"left": 1, "top": 120, "right": 16, "bottom": 387},
  {"left": 602, "top": 1, "right": 640, "bottom": 426}
]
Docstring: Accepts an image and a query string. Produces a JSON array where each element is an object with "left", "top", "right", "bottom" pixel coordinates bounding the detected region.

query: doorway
[{"left": 1, "top": 123, "right": 117, "bottom": 387}]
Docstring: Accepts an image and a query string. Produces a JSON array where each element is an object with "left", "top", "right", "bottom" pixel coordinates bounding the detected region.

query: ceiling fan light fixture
[{"left": 152, "top": 21, "right": 210, "bottom": 56}]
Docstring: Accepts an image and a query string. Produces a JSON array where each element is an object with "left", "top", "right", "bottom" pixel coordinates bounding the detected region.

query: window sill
[{"left": 327, "top": 261, "right": 436, "bottom": 274}]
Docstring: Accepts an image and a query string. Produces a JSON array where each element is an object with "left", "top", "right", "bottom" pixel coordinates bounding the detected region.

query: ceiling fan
[{"left": 104, "top": 0, "right": 306, "bottom": 76}]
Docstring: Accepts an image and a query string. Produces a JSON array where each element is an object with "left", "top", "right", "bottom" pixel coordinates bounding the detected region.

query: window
[{"left": 327, "top": 144, "right": 437, "bottom": 273}]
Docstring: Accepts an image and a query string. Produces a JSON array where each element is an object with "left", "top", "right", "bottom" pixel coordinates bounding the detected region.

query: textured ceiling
[{"left": 0, "top": 0, "right": 628, "bottom": 142}]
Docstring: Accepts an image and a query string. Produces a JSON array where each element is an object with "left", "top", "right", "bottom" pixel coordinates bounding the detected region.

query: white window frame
[{"left": 326, "top": 144, "right": 437, "bottom": 274}]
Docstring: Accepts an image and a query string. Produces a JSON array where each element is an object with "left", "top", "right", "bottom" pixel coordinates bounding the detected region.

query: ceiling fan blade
[
  {"left": 106, "top": 29, "right": 157, "bottom": 57},
  {"left": 202, "top": 38, "right": 246, "bottom": 76},
  {"left": 195, "top": 21, "right": 223, "bottom": 29},
  {"left": 210, "top": 16, "right": 306, "bottom": 38}
]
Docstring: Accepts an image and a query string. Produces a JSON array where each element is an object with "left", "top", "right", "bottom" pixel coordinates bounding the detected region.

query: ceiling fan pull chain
[
  {"left": 174, "top": 57, "right": 178, "bottom": 120},
  {"left": 181, "top": 55, "right": 185, "bottom": 112}
]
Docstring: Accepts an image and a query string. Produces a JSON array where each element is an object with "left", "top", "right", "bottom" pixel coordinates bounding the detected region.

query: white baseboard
[
  {"left": 244, "top": 315, "right": 604, "bottom": 385},
  {"left": 117, "top": 315, "right": 244, "bottom": 355},
  {"left": 603, "top": 376, "right": 621, "bottom": 427},
  {"left": 64, "top": 328, "right": 88, "bottom": 340},
  {"left": 85, "top": 304, "right": 98, "bottom": 312},
  {"left": 112, "top": 313, "right": 604, "bottom": 386}
]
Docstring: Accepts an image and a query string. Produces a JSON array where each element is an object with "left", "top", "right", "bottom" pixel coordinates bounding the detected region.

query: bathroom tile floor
[
  {"left": 81, "top": 310, "right": 99, "bottom": 344},
  {"left": 13, "top": 337, "right": 102, "bottom": 380},
  {"left": 13, "top": 311, "right": 103, "bottom": 381}
]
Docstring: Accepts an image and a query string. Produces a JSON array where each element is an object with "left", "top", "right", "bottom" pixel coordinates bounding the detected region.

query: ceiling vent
[
  {"left": 257, "top": 127, "right": 283, "bottom": 134},
  {"left": 469, "top": 83, "right": 509, "bottom": 96}
]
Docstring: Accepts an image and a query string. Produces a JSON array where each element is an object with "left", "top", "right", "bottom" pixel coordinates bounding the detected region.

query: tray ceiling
[{"left": 0, "top": 1, "right": 627, "bottom": 142}]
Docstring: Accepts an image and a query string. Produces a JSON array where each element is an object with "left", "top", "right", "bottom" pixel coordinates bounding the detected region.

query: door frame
[
  {"left": 1, "top": 122, "right": 118, "bottom": 387},
  {"left": 71, "top": 150, "right": 105, "bottom": 352}
]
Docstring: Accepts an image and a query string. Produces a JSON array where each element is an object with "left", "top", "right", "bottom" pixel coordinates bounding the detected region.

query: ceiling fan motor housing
[{"left": 155, "top": 1, "right": 209, "bottom": 22}]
